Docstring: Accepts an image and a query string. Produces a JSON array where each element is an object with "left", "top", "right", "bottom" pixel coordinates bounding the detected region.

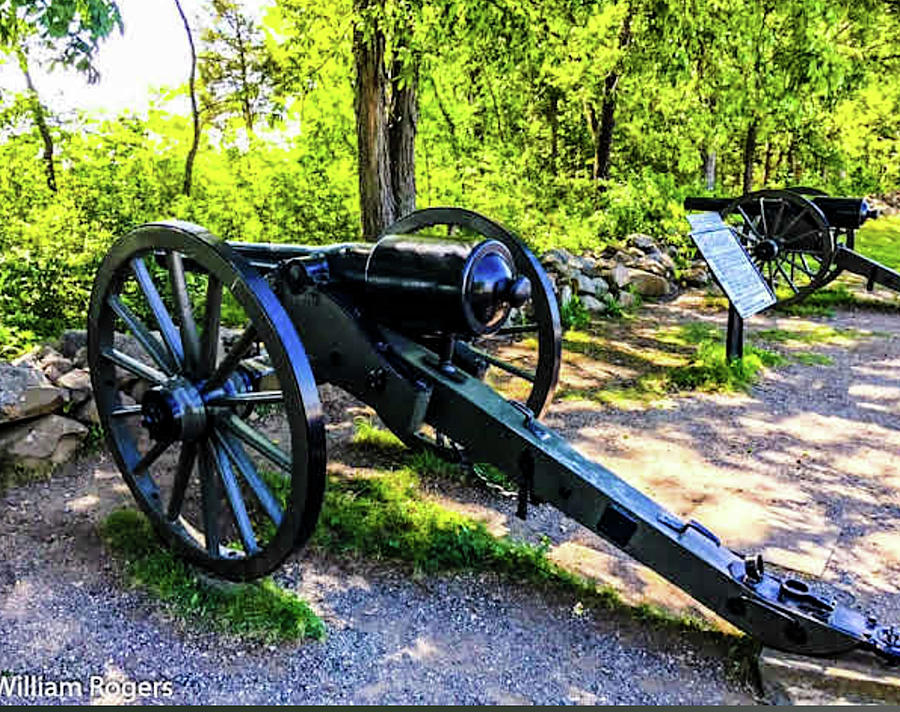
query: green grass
[
  {"left": 312, "top": 462, "right": 721, "bottom": 634},
  {"left": 791, "top": 352, "right": 833, "bottom": 366},
  {"left": 99, "top": 508, "right": 325, "bottom": 643},
  {"left": 351, "top": 417, "right": 407, "bottom": 453},
  {"left": 559, "top": 323, "right": 786, "bottom": 406},
  {"left": 855, "top": 213, "right": 900, "bottom": 271}
]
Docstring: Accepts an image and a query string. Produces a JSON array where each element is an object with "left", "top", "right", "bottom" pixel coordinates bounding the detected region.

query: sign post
[{"left": 686, "top": 212, "right": 775, "bottom": 361}]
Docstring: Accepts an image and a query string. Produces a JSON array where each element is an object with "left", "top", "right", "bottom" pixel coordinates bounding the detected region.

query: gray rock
[
  {"left": 559, "top": 284, "right": 573, "bottom": 307},
  {"left": 618, "top": 292, "right": 637, "bottom": 309},
  {"left": 581, "top": 295, "right": 607, "bottom": 314},
  {"left": 73, "top": 346, "right": 89, "bottom": 369},
  {"left": 627, "top": 270, "right": 671, "bottom": 297},
  {"left": 0, "top": 364, "right": 66, "bottom": 425},
  {"left": 682, "top": 265, "right": 711, "bottom": 287},
  {"left": 574, "top": 273, "right": 598, "bottom": 296},
  {"left": 74, "top": 392, "right": 136, "bottom": 427},
  {"left": 604, "top": 264, "right": 632, "bottom": 290},
  {"left": 40, "top": 354, "right": 74, "bottom": 381},
  {"left": 635, "top": 256, "right": 668, "bottom": 278},
  {"left": 541, "top": 248, "right": 576, "bottom": 277},
  {"left": 57, "top": 368, "right": 93, "bottom": 405},
  {"left": 59, "top": 329, "right": 88, "bottom": 359},
  {"left": 628, "top": 233, "right": 657, "bottom": 253},
  {"left": 646, "top": 249, "right": 676, "bottom": 274},
  {"left": 0, "top": 414, "right": 88, "bottom": 469}
]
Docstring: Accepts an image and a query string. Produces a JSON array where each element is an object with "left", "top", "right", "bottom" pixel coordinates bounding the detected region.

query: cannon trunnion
[{"left": 87, "top": 207, "right": 900, "bottom": 664}]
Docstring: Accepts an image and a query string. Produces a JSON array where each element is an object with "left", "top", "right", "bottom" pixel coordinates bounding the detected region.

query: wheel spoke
[
  {"left": 775, "top": 259, "right": 799, "bottom": 293},
  {"left": 132, "top": 438, "right": 172, "bottom": 476},
  {"left": 206, "top": 390, "right": 284, "bottom": 406},
  {"left": 215, "top": 431, "right": 284, "bottom": 528},
  {"left": 107, "top": 295, "right": 176, "bottom": 375},
  {"left": 131, "top": 257, "right": 184, "bottom": 369},
  {"left": 778, "top": 209, "right": 808, "bottom": 240},
  {"left": 218, "top": 412, "right": 292, "bottom": 471},
  {"left": 167, "top": 251, "right": 202, "bottom": 376},
  {"left": 198, "top": 441, "right": 221, "bottom": 556},
  {"left": 167, "top": 442, "right": 197, "bottom": 520},
  {"left": 771, "top": 199, "right": 787, "bottom": 238},
  {"left": 111, "top": 404, "right": 143, "bottom": 418},
  {"left": 782, "top": 228, "right": 821, "bottom": 246},
  {"left": 737, "top": 206, "right": 764, "bottom": 241},
  {"left": 759, "top": 197, "right": 769, "bottom": 237},
  {"left": 211, "top": 440, "right": 259, "bottom": 556},
  {"left": 203, "top": 326, "right": 257, "bottom": 393},
  {"left": 466, "top": 345, "right": 535, "bottom": 382},
  {"left": 201, "top": 276, "right": 223, "bottom": 378},
  {"left": 100, "top": 347, "right": 168, "bottom": 386}
]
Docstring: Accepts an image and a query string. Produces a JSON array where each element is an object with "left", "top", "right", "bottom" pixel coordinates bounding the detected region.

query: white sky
[{"left": 0, "top": 0, "right": 243, "bottom": 117}]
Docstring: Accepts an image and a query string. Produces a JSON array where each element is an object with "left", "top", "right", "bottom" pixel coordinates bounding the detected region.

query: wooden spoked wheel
[
  {"left": 380, "top": 208, "right": 562, "bottom": 457},
  {"left": 88, "top": 221, "right": 326, "bottom": 580},
  {"left": 724, "top": 190, "right": 836, "bottom": 307}
]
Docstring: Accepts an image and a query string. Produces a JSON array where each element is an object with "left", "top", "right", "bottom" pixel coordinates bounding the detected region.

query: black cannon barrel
[
  {"left": 683, "top": 193, "right": 878, "bottom": 230},
  {"left": 229, "top": 235, "right": 530, "bottom": 337},
  {"left": 683, "top": 196, "right": 731, "bottom": 213}
]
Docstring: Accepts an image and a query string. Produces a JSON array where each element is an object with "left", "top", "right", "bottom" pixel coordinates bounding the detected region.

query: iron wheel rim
[{"left": 88, "top": 221, "right": 326, "bottom": 580}]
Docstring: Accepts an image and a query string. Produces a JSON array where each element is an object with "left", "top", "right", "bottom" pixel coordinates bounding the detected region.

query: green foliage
[
  {"left": 559, "top": 294, "right": 591, "bottom": 331},
  {"left": 855, "top": 214, "right": 900, "bottom": 272},
  {"left": 351, "top": 417, "right": 407, "bottom": 453},
  {"left": 668, "top": 341, "right": 786, "bottom": 392},
  {"left": 99, "top": 508, "right": 325, "bottom": 643}
]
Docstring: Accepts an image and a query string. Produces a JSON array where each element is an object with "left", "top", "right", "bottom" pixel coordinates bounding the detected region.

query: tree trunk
[
  {"left": 594, "top": 74, "right": 618, "bottom": 182},
  {"left": 763, "top": 141, "right": 773, "bottom": 185},
  {"left": 16, "top": 48, "right": 56, "bottom": 193},
  {"left": 175, "top": 0, "right": 201, "bottom": 197},
  {"left": 742, "top": 118, "right": 758, "bottom": 195},
  {"left": 548, "top": 90, "right": 559, "bottom": 176},
  {"left": 389, "top": 56, "right": 417, "bottom": 218},
  {"left": 584, "top": 101, "right": 601, "bottom": 181},
  {"left": 592, "top": 7, "right": 633, "bottom": 184},
  {"left": 233, "top": 11, "right": 254, "bottom": 132},
  {"left": 703, "top": 149, "right": 716, "bottom": 191},
  {"left": 353, "top": 0, "right": 394, "bottom": 240}
]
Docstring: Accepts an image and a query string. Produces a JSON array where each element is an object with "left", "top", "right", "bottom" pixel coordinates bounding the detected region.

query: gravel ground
[
  {"left": 0, "top": 460, "right": 753, "bottom": 704},
  {"left": 3, "top": 287, "right": 900, "bottom": 705}
]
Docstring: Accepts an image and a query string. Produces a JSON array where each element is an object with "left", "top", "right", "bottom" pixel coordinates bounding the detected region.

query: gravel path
[
  {"left": 0, "top": 456, "right": 752, "bottom": 705},
  {"left": 3, "top": 289, "right": 900, "bottom": 705}
]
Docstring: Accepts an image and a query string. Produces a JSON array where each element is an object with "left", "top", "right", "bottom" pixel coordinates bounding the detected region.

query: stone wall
[{"left": 538, "top": 233, "right": 710, "bottom": 314}]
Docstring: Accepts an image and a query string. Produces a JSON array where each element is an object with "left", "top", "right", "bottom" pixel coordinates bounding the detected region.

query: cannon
[
  {"left": 684, "top": 188, "right": 896, "bottom": 306},
  {"left": 88, "top": 207, "right": 900, "bottom": 662}
]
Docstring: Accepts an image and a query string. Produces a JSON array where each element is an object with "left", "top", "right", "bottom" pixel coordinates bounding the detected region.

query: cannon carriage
[
  {"left": 684, "top": 188, "right": 897, "bottom": 306},
  {"left": 88, "top": 208, "right": 900, "bottom": 662}
]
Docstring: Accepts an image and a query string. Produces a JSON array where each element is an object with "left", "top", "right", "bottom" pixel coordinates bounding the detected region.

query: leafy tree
[
  {"left": 198, "top": 0, "right": 278, "bottom": 133},
  {"left": 0, "top": 0, "right": 122, "bottom": 190}
]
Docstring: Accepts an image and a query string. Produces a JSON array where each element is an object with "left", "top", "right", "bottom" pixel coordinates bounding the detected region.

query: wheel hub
[
  {"left": 753, "top": 239, "right": 779, "bottom": 261},
  {"left": 141, "top": 381, "right": 208, "bottom": 442}
]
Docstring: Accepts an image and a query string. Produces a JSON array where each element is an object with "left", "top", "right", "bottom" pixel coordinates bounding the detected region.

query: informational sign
[{"left": 686, "top": 212, "right": 776, "bottom": 319}]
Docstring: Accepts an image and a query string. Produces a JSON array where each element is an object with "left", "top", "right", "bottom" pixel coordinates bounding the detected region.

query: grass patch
[
  {"left": 791, "top": 352, "right": 833, "bottom": 366},
  {"left": 99, "top": 508, "right": 325, "bottom": 643},
  {"left": 559, "top": 323, "right": 785, "bottom": 406},
  {"left": 312, "top": 462, "right": 719, "bottom": 636},
  {"left": 855, "top": 213, "right": 900, "bottom": 271},
  {"left": 351, "top": 417, "right": 406, "bottom": 453},
  {"left": 667, "top": 341, "right": 786, "bottom": 391}
]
